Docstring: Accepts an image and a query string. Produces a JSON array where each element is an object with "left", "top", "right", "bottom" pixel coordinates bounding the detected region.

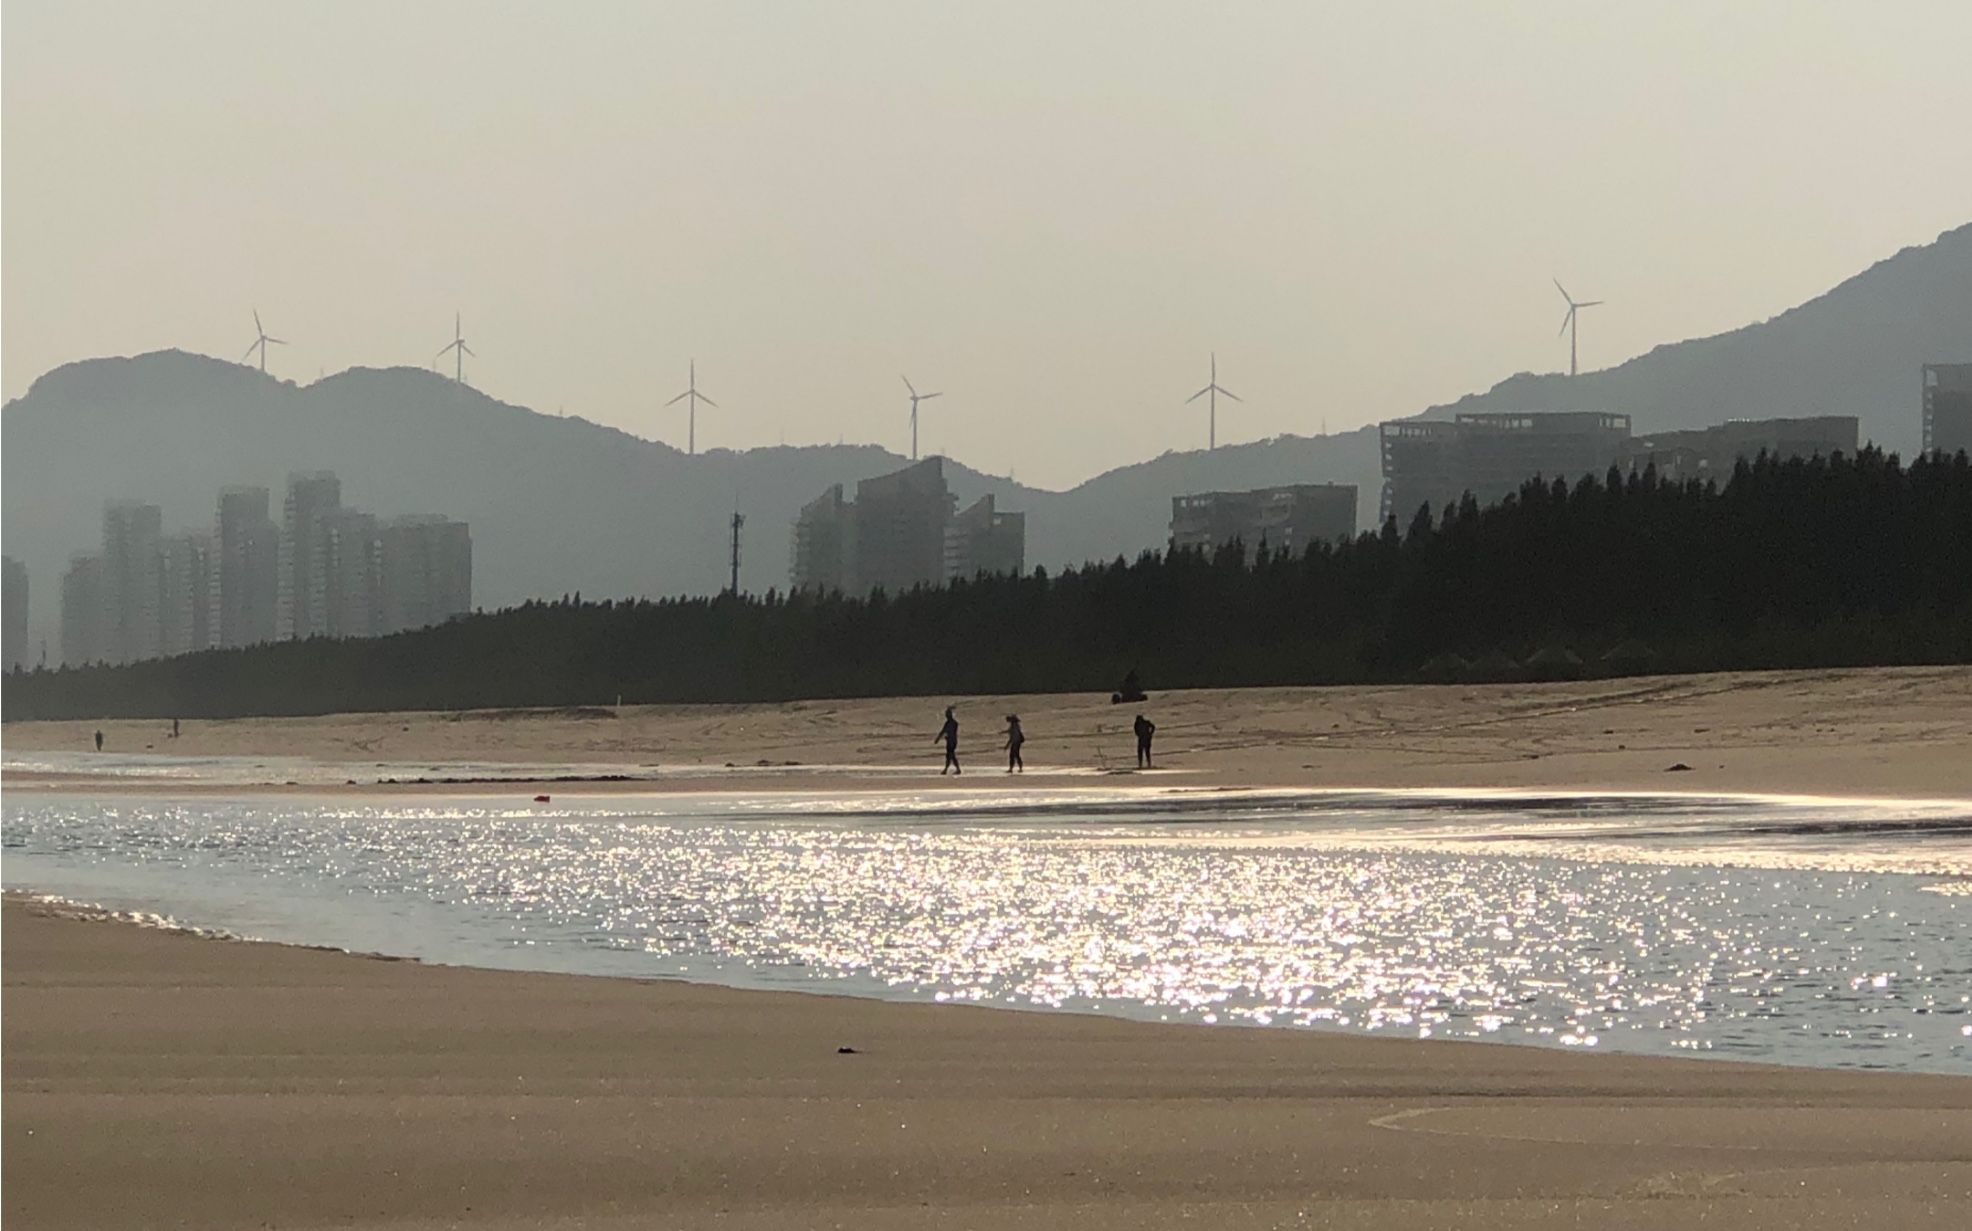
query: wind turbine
[
  {"left": 436, "top": 313, "right": 474, "bottom": 384},
  {"left": 666, "top": 360, "right": 717, "bottom": 455},
  {"left": 242, "top": 311, "right": 286, "bottom": 373},
  {"left": 902, "top": 376, "right": 942, "bottom": 461},
  {"left": 1186, "top": 353, "right": 1242, "bottom": 450},
  {"left": 1554, "top": 280, "right": 1603, "bottom": 378}
]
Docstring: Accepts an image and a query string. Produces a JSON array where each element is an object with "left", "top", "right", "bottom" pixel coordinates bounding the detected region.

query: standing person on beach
[
  {"left": 935, "top": 707, "right": 961, "bottom": 775},
  {"left": 1004, "top": 714, "right": 1025, "bottom": 774},
  {"left": 1134, "top": 713, "right": 1155, "bottom": 768},
  {"left": 93, "top": 729, "right": 103, "bottom": 753}
]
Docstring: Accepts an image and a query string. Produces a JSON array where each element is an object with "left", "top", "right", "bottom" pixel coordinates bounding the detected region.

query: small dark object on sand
[
  {"left": 1666, "top": 763, "right": 1693, "bottom": 772},
  {"left": 1111, "top": 668, "right": 1148, "bottom": 705},
  {"left": 534, "top": 794, "right": 551, "bottom": 802},
  {"left": 837, "top": 1046, "right": 859, "bottom": 1054}
]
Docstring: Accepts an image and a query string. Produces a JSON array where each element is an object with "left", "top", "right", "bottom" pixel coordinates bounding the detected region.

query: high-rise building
[
  {"left": 60, "top": 554, "right": 106, "bottom": 667},
  {"left": 945, "top": 495, "right": 1026, "bottom": 581},
  {"left": 377, "top": 516, "right": 472, "bottom": 634},
  {"left": 158, "top": 533, "right": 219, "bottom": 657},
  {"left": 790, "top": 485, "right": 854, "bottom": 592},
  {"left": 1622, "top": 417, "right": 1859, "bottom": 483},
  {"left": 3, "top": 555, "right": 28, "bottom": 671},
  {"left": 279, "top": 471, "right": 342, "bottom": 640},
  {"left": 1379, "top": 412, "right": 1633, "bottom": 526},
  {"left": 101, "top": 501, "right": 164, "bottom": 664},
  {"left": 325, "top": 510, "right": 380, "bottom": 638},
  {"left": 1924, "top": 364, "right": 1972, "bottom": 458},
  {"left": 217, "top": 486, "right": 280, "bottom": 649},
  {"left": 851, "top": 457, "right": 956, "bottom": 594}
]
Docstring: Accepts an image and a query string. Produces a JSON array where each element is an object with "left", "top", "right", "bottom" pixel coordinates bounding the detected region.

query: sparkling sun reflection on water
[{"left": 3, "top": 789, "right": 1968, "bottom": 1072}]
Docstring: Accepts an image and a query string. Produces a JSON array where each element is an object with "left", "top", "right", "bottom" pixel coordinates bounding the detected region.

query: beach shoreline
[
  {"left": 6, "top": 664, "right": 1971, "bottom": 800},
  {"left": 7, "top": 892, "right": 1972, "bottom": 1229}
]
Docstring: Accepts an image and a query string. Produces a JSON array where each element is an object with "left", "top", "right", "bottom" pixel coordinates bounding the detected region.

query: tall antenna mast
[{"left": 728, "top": 506, "right": 745, "bottom": 595}]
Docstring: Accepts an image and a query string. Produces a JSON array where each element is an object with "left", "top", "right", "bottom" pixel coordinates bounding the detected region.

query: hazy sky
[{"left": 6, "top": 2, "right": 1969, "bottom": 488}]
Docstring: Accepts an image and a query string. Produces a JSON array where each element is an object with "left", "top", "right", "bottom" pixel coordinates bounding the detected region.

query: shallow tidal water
[{"left": 4, "top": 783, "right": 1969, "bottom": 1073}]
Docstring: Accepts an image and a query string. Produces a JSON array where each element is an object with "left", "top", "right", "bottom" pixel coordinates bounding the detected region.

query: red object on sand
[{"left": 533, "top": 794, "right": 551, "bottom": 803}]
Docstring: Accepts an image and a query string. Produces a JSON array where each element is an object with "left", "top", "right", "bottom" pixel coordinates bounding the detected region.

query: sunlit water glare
[{"left": 4, "top": 788, "right": 1969, "bottom": 1072}]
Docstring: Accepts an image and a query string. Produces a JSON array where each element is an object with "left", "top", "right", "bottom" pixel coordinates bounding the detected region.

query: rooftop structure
[
  {"left": 1924, "top": 364, "right": 1972, "bottom": 458},
  {"left": 1170, "top": 484, "right": 1357, "bottom": 558},
  {"left": 1379, "top": 412, "right": 1632, "bottom": 526}
]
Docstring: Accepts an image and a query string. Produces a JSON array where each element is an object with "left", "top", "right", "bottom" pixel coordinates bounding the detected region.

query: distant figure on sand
[
  {"left": 1111, "top": 668, "right": 1148, "bottom": 705},
  {"left": 1134, "top": 714, "right": 1155, "bottom": 768},
  {"left": 94, "top": 729, "right": 104, "bottom": 753},
  {"left": 1003, "top": 714, "right": 1025, "bottom": 773},
  {"left": 171, "top": 718, "right": 180, "bottom": 739},
  {"left": 935, "top": 707, "right": 961, "bottom": 775}
]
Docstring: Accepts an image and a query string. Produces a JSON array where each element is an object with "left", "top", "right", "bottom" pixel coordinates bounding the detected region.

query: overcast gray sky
[{"left": 6, "top": 1, "right": 1969, "bottom": 488}]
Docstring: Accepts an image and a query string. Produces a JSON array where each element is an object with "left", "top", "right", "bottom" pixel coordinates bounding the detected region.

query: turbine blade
[
  {"left": 460, "top": 342, "right": 475, "bottom": 357},
  {"left": 922, "top": 391, "right": 942, "bottom": 401},
  {"left": 254, "top": 310, "right": 264, "bottom": 332},
  {"left": 699, "top": 393, "right": 718, "bottom": 408},
  {"left": 1186, "top": 386, "right": 1212, "bottom": 402},
  {"left": 266, "top": 336, "right": 287, "bottom": 346},
  {"left": 1554, "top": 278, "right": 1572, "bottom": 304},
  {"left": 1578, "top": 300, "right": 1604, "bottom": 308},
  {"left": 1217, "top": 386, "right": 1242, "bottom": 402},
  {"left": 666, "top": 390, "right": 691, "bottom": 405},
  {"left": 243, "top": 342, "right": 261, "bottom": 361},
  {"left": 1558, "top": 308, "right": 1574, "bottom": 337},
  {"left": 902, "top": 376, "right": 917, "bottom": 395}
]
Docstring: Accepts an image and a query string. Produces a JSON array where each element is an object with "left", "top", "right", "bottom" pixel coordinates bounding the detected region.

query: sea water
[{"left": 4, "top": 782, "right": 1968, "bottom": 1072}]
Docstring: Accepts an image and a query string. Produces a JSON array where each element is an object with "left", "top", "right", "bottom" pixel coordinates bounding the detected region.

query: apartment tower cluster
[
  {"left": 790, "top": 457, "right": 1026, "bottom": 594},
  {"left": 58, "top": 471, "right": 470, "bottom": 667}
]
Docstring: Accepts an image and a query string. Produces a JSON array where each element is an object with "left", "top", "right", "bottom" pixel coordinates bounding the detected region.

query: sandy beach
[
  {"left": 7, "top": 665, "right": 1971, "bottom": 799},
  {"left": 6, "top": 894, "right": 1971, "bottom": 1229}
]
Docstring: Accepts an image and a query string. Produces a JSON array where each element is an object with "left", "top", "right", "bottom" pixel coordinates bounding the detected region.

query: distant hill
[
  {"left": 4, "top": 223, "right": 1965, "bottom": 655},
  {"left": 1422, "top": 223, "right": 1972, "bottom": 449}
]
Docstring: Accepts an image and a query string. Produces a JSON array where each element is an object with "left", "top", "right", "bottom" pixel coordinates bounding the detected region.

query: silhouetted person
[
  {"left": 93, "top": 729, "right": 103, "bottom": 753},
  {"left": 1134, "top": 713, "right": 1155, "bottom": 768},
  {"left": 935, "top": 707, "right": 961, "bottom": 775},
  {"left": 171, "top": 718, "right": 180, "bottom": 739},
  {"left": 1003, "top": 714, "right": 1025, "bottom": 773},
  {"left": 1111, "top": 668, "right": 1147, "bottom": 705}
]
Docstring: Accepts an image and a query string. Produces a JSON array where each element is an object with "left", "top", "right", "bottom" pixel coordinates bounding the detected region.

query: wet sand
[
  {"left": 6, "top": 894, "right": 1972, "bottom": 1229},
  {"left": 6, "top": 664, "right": 1971, "bottom": 799}
]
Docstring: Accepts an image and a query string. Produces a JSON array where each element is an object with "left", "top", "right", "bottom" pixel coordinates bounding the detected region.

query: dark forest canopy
[{"left": 8, "top": 449, "right": 1970, "bottom": 722}]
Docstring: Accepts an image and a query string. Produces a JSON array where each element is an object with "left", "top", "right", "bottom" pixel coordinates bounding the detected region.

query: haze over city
[{"left": 7, "top": 1, "right": 1972, "bottom": 487}]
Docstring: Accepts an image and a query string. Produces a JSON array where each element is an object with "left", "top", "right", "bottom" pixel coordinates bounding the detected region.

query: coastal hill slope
[
  {"left": 4, "top": 224, "right": 1966, "bottom": 651},
  {"left": 1424, "top": 222, "right": 1972, "bottom": 445}
]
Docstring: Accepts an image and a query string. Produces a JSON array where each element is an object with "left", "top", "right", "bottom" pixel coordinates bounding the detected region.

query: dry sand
[
  {"left": 7, "top": 665, "right": 1972, "bottom": 799},
  {"left": 7, "top": 895, "right": 1971, "bottom": 1230}
]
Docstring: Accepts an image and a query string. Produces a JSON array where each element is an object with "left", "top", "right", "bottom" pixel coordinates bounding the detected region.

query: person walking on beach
[
  {"left": 93, "top": 729, "right": 104, "bottom": 753},
  {"left": 1003, "top": 714, "right": 1025, "bottom": 773},
  {"left": 1134, "top": 713, "right": 1156, "bottom": 768},
  {"left": 935, "top": 707, "right": 961, "bottom": 775}
]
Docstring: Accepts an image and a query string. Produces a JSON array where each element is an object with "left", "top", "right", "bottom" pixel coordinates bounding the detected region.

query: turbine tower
[
  {"left": 436, "top": 313, "right": 475, "bottom": 384},
  {"left": 242, "top": 311, "right": 286, "bottom": 373},
  {"left": 1186, "top": 353, "right": 1242, "bottom": 450},
  {"left": 903, "top": 376, "right": 942, "bottom": 461},
  {"left": 666, "top": 360, "right": 717, "bottom": 455},
  {"left": 1554, "top": 280, "right": 1604, "bottom": 378}
]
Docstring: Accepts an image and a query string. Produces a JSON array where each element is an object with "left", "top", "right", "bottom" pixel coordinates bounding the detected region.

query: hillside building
[
  {"left": 1170, "top": 484, "right": 1357, "bottom": 558},
  {"left": 3, "top": 555, "right": 28, "bottom": 670},
  {"left": 792, "top": 458, "right": 1023, "bottom": 594},
  {"left": 1924, "top": 364, "right": 1972, "bottom": 458},
  {"left": 790, "top": 485, "right": 854, "bottom": 593},
  {"left": 1621, "top": 417, "right": 1859, "bottom": 483},
  {"left": 1379, "top": 413, "right": 1632, "bottom": 526},
  {"left": 946, "top": 495, "right": 1026, "bottom": 581},
  {"left": 279, "top": 471, "right": 342, "bottom": 640},
  {"left": 60, "top": 554, "right": 106, "bottom": 667},
  {"left": 158, "top": 533, "right": 219, "bottom": 658},
  {"left": 102, "top": 501, "right": 165, "bottom": 664},
  {"left": 377, "top": 516, "right": 473, "bottom": 635}
]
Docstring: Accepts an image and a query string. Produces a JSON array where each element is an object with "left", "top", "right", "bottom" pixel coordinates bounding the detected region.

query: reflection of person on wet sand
[
  {"left": 1134, "top": 714, "right": 1155, "bottom": 768},
  {"left": 1003, "top": 714, "right": 1025, "bottom": 773},
  {"left": 934, "top": 707, "right": 961, "bottom": 775}
]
